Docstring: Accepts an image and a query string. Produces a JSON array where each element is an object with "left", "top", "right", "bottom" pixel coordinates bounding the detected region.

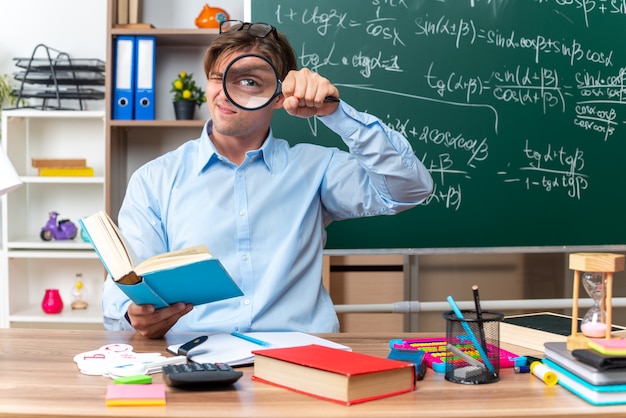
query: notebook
[
  {"left": 167, "top": 332, "right": 351, "bottom": 366},
  {"left": 544, "top": 359, "right": 626, "bottom": 406},
  {"left": 544, "top": 342, "right": 626, "bottom": 386}
]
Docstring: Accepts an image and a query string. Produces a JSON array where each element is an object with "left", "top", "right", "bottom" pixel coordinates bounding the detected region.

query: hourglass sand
[
  {"left": 567, "top": 253, "right": 624, "bottom": 350},
  {"left": 581, "top": 272, "right": 607, "bottom": 338}
]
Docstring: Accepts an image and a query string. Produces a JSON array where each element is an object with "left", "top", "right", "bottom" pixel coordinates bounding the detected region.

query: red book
[{"left": 252, "top": 344, "right": 416, "bottom": 405}]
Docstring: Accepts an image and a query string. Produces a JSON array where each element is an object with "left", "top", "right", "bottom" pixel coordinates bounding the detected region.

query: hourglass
[
  {"left": 581, "top": 271, "right": 607, "bottom": 338},
  {"left": 568, "top": 253, "right": 624, "bottom": 350}
]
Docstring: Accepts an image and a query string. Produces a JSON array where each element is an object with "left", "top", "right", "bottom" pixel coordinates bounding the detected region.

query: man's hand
[
  {"left": 281, "top": 68, "right": 340, "bottom": 118},
  {"left": 126, "top": 302, "right": 193, "bottom": 339}
]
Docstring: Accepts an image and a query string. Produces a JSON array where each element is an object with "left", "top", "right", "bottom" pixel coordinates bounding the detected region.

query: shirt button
[
  {"left": 244, "top": 299, "right": 251, "bottom": 305},
  {"left": 239, "top": 210, "right": 246, "bottom": 216},
  {"left": 242, "top": 254, "right": 248, "bottom": 261}
]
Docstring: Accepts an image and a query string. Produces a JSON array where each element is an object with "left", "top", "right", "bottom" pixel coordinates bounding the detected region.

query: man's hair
[{"left": 203, "top": 28, "right": 298, "bottom": 80}]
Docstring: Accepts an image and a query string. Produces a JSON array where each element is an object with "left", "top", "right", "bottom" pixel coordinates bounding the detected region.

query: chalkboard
[{"left": 251, "top": 0, "right": 626, "bottom": 250}]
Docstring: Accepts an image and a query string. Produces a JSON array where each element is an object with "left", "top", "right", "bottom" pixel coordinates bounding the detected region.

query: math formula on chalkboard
[{"left": 253, "top": 0, "right": 626, "bottom": 249}]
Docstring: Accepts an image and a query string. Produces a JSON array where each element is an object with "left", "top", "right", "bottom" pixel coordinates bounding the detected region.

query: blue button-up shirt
[{"left": 102, "top": 101, "right": 433, "bottom": 333}]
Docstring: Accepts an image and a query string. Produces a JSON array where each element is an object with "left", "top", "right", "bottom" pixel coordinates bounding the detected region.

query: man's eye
[{"left": 238, "top": 78, "right": 260, "bottom": 87}]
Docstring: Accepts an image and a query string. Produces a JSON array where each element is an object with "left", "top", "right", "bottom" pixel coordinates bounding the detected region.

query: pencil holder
[{"left": 443, "top": 309, "right": 504, "bottom": 384}]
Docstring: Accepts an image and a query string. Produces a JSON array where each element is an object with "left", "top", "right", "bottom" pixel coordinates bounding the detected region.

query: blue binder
[
  {"left": 112, "top": 36, "right": 135, "bottom": 120},
  {"left": 134, "top": 36, "right": 156, "bottom": 120}
]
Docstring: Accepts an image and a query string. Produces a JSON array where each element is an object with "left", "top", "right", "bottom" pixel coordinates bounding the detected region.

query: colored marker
[
  {"left": 231, "top": 331, "right": 271, "bottom": 347},
  {"left": 530, "top": 361, "right": 558, "bottom": 386},
  {"left": 446, "top": 295, "right": 496, "bottom": 374}
]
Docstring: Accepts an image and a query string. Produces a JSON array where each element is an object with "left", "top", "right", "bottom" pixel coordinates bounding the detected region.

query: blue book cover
[
  {"left": 79, "top": 211, "right": 243, "bottom": 309},
  {"left": 543, "top": 358, "right": 626, "bottom": 406}
]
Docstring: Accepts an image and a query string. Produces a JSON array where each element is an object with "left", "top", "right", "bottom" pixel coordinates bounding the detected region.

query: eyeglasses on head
[{"left": 219, "top": 20, "right": 277, "bottom": 39}]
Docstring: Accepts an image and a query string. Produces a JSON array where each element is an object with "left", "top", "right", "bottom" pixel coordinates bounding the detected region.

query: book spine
[
  {"left": 39, "top": 167, "right": 94, "bottom": 177},
  {"left": 31, "top": 158, "right": 87, "bottom": 168}
]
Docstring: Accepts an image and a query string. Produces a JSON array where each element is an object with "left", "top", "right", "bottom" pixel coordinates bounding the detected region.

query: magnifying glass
[{"left": 222, "top": 53, "right": 339, "bottom": 111}]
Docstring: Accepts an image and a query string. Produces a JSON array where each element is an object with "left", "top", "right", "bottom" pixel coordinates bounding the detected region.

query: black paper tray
[{"left": 13, "top": 58, "right": 105, "bottom": 72}]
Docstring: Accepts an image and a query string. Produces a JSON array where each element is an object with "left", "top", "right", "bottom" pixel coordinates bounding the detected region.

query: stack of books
[
  {"left": 32, "top": 158, "right": 94, "bottom": 176},
  {"left": 544, "top": 340, "right": 626, "bottom": 406}
]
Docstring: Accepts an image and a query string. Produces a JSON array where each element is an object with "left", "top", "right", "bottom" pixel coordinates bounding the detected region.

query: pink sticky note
[{"left": 105, "top": 383, "right": 166, "bottom": 406}]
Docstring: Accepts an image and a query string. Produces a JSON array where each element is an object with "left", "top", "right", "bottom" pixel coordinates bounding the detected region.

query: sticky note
[
  {"left": 105, "top": 383, "right": 166, "bottom": 406},
  {"left": 113, "top": 374, "right": 153, "bottom": 385}
]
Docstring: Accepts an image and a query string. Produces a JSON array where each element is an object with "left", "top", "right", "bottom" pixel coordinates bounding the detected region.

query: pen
[
  {"left": 471, "top": 284, "right": 489, "bottom": 354},
  {"left": 446, "top": 295, "right": 496, "bottom": 374},
  {"left": 231, "top": 331, "right": 271, "bottom": 347}
]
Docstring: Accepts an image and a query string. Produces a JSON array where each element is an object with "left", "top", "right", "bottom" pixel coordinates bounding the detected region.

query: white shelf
[
  {"left": 2, "top": 109, "right": 105, "bottom": 120},
  {"left": 1, "top": 109, "right": 106, "bottom": 329},
  {"left": 9, "top": 304, "right": 103, "bottom": 324},
  {"left": 7, "top": 245, "right": 97, "bottom": 255},
  {"left": 21, "top": 176, "right": 105, "bottom": 184}
]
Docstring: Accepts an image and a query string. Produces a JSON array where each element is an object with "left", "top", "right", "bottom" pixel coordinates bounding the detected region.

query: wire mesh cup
[{"left": 442, "top": 310, "right": 504, "bottom": 384}]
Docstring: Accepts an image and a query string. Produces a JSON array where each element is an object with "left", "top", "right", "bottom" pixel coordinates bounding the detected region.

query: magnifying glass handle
[{"left": 325, "top": 96, "right": 340, "bottom": 103}]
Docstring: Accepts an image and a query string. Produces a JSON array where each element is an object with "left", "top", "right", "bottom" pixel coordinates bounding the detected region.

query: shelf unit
[
  {"left": 0, "top": 109, "right": 106, "bottom": 328},
  {"left": 105, "top": 1, "right": 218, "bottom": 220}
]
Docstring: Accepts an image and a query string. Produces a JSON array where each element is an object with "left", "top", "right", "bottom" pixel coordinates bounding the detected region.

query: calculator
[{"left": 162, "top": 362, "right": 243, "bottom": 388}]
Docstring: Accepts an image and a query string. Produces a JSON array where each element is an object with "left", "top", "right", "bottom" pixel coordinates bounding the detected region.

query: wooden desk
[{"left": 1, "top": 329, "right": 626, "bottom": 417}]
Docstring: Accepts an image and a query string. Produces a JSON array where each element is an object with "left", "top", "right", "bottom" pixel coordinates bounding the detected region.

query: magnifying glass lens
[{"left": 223, "top": 55, "right": 280, "bottom": 110}]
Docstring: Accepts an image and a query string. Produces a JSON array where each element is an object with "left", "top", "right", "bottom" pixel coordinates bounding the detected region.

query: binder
[
  {"left": 112, "top": 36, "right": 135, "bottom": 120},
  {"left": 134, "top": 36, "right": 155, "bottom": 120}
]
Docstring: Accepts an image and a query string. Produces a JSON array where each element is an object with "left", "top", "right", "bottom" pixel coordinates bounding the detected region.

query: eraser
[
  {"left": 454, "top": 365, "right": 482, "bottom": 379},
  {"left": 387, "top": 348, "right": 427, "bottom": 380},
  {"left": 113, "top": 374, "right": 153, "bottom": 384}
]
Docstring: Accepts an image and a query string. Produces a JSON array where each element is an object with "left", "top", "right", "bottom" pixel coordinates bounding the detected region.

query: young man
[{"left": 103, "top": 21, "right": 433, "bottom": 338}]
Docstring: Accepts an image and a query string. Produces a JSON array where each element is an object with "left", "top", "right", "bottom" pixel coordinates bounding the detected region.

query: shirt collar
[{"left": 198, "top": 119, "right": 275, "bottom": 173}]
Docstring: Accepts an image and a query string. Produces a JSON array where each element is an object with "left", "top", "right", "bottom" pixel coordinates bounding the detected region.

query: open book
[{"left": 79, "top": 211, "right": 243, "bottom": 308}]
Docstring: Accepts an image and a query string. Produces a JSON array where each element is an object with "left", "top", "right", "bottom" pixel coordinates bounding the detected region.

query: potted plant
[
  {"left": 0, "top": 74, "right": 14, "bottom": 109},
  {"left": 170, "top": 72, "right": 206, "bottom": 120}
]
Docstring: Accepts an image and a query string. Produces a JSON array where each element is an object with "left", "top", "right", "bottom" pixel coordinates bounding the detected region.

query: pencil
[
  {"left": 231, "top": 331, "right": 271, "bottom": 347},
  {"left": 472, "top": 284, "right": 489, "bottom": 354}
]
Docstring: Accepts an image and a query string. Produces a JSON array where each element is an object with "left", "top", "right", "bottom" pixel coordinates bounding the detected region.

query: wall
[
  {"left": 0, "top": 0, "right": 243, "bottom": 112},
  {"left": 0, "top": 0, "right": 107, "bottom": 110}
]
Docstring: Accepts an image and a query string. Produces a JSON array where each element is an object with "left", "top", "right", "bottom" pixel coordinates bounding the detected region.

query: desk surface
[{"left": 1, "top": 329, "right": 626, "bottom": 418}]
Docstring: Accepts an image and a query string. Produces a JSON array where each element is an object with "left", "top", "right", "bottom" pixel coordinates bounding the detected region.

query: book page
[
  {"left": 81, "top": 211, "right": 134, "bottom": 280},
  {"left": 134, "top": 245, "right": 213, "bottom": 276}
]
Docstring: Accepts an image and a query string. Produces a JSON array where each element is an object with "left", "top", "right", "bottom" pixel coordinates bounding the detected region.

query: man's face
[{"left": 206, "top": 51, "right": 282, "bottom": 141}]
